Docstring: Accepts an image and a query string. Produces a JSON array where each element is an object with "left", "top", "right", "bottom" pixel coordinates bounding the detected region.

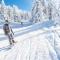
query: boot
[
  {"left": 10, "top": 42, "right": 13, "bottom": 45},
  {"left": 12, "top": 40, "right": 15, "bottom": 43},
  {"left": 9, "top": 39, "right": 13, "bottom": 45}
]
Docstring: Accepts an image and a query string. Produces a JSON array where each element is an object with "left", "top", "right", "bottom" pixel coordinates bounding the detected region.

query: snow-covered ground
[{"left": 0, "top": 22, "right": 60, "bottom": 60}]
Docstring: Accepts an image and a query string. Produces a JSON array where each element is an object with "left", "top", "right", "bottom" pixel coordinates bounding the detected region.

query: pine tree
[{"left": 31, "top": 0, "right": 48, "bottom": 23}]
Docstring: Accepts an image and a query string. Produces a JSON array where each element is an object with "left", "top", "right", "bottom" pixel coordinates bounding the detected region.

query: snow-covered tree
[
  {"left": 31, "top": 0, "right": 48, "bottom": 23},
  {"left": 31, "top": 0, "right": 60, "bottom": 24},
  {"left": 48, "top": 0, "right": 60, "bottom": 25},
  {"left": 0, "top": 0, "right": 31, "bottom": 23}
]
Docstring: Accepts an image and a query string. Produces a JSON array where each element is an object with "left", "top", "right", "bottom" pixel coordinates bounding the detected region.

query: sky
[{"left": 4, "top": 0, "right": 32, "bottom": 11}]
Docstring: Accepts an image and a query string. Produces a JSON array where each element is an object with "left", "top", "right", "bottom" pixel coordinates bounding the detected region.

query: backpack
[{"left": 3, "top": 24, "right": 10, "bottom": 34}]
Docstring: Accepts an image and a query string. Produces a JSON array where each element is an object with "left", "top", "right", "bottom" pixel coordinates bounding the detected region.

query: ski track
[{"left": 0, "top": 25, "right": 60, "bottom": 60}]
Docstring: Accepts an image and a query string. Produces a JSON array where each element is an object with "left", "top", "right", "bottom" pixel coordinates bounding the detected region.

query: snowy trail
[
  {"left": 0, "top": 21, "right": 54, "bottom": 41},
  {"left": 0, "top": 27, "right": 60, "bottom": 60},
  {"left": 0, "top": 23, "right": 60, "bottom": 60}
]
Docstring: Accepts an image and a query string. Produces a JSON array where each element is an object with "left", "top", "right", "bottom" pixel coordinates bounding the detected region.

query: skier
[{"left": 3, "top": 20, "right": 15, "bottom": 45}]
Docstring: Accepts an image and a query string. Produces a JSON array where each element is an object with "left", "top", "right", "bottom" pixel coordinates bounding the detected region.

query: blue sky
[{"left": 4, "top": 0, "right": 32, "bottom": 11}]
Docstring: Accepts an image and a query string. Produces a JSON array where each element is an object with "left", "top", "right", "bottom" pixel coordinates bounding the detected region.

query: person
[{"left": 3, "top": 20, "right": 15, "bottom": 45}]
